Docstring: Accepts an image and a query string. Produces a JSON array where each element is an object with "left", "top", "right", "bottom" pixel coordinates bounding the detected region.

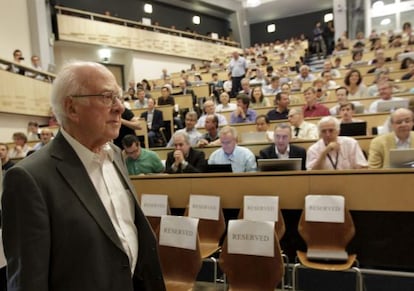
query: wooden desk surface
[{"left": 131, "top": 169, "right": 414, "bottom": 211}]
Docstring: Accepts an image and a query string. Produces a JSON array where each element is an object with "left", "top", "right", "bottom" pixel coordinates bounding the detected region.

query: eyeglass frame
[{"left": 70, "top": 91, "right": 121, "bottom": 107}]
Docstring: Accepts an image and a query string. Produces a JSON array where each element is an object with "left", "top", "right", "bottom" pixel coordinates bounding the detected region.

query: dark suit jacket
[
  {"left": 165, "top": 148, "right": 206, "bottom": 173},
  {"left": 157, "top": 96, "right": 175, "bottom": 106},
  {"left": 259, "top": 144, "right": 307, "bottom": 170},
  {"left": 140, "top": 109, "right": 164, "bottom": 132},
  {"left": 1, "top": 132, "right": 166, "bottom": 291}
]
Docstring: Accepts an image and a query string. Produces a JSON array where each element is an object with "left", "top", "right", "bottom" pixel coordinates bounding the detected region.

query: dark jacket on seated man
[
  {"left": 165, "top": 148, "right": 206, "bottom": 173},
  {"left": 259, "top": 144, "right": 307, "bottom": 170}
]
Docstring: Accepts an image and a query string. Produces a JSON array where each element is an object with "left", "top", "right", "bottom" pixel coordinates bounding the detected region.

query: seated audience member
[
  {"left": 367, "top": 69, "right": 392, "bottom": 97},
  {"left": 134, "top": 88, "right": 148, "bottom": 109},
  {"left": 288, "top": 108, "right": 319, "bottom": 140},
  {"left": 165, "top": 131, "right": 206, "bottom": 173},
  {"left": 209, "top": 72, "right": 224, "bottom": 99},
  {"left": 321, "top": 71, "right": 338, "bottom": 89},
  {"left": 230, "top": 94, "right": 257, "bottom": 124},
  {"left": 281, "top": 82, "right": 300, "bottom": 105},
  {"left": 173, "top": 79, "right": 197, "bottom": 107},
  {"left": 1, "top": 143, "right": 14, "bottom": 172},
  {"left": 157, "top": 86, "right": 175, "bottom": 106},
  {"left": 9, "top": 132, "right": 31, "bottom": 158},
  {"left": 27, "top": 121, "right": 39, "bottom": 141},
  {"left": 259, "top": 123, "right": 307, "bottom": 170},
  {"left": 124, "top": 87, "right": 137, "bottom": 101},
  {"left": 30, "top": 128, "right": 54, "bottom": 152},
  {"left": 223, "top": 72, "right": 232, "bottom": 94},
  {"left": 368, "top": 81, "right": 404, "bottom": 113},
  {"left": 295, "top": 65, "right": 316, "bottom": 82},
  {"left": 208, "top": 126, "right": 257, "bottom": 172},
  {"left": 216, "top": 92, "right": 237, "bottom": 112},
  {"left": 366, "top": 55, "right": 388, "bottom": 74},
  {"left": 255, "top": 115, "right": 273, "bottom": 141},
  {"left": 239, "top": 78, "right": 252, "bottom": 95},
  {"left": 166, "top": 111, "right": 201, "bottom": 147},
  {"left": 368, "top": 49, "right": 392, "bottom": 66},
  {"left": 346, "top": 50, "right": 365, "bottom": 68},
  {"left": 344, "top": 68, "right": 368, "bottom": 99},
  {"left": 7, "top": 49, "right": 25, "bottom": 75},
  {"left": 368, "top": 108, "right": 414, "bottom": 168},
  {"left": 279, "top": 66, "right": 292, "bottom": 84},
  {"left": 197, "top": 114, "right": 221, "bottom": 147},
  {"left": 26, "top": 55, "right": 49, "bottom": 81},
  {"left": 140, "top": 97, "right": 164, "bottom": 147},
  {"left": 267, "top": 92, "right": 290, "bottom": 120},
  {"left": 312, "top": 79, "right": 329, "bottom": 102},
  {"left": 122, "top": 134, "right": 164, "bottom": 175},
  {"left": 339, "top": 103, "right": 364, "bottom": 123},
  {"left": 249, "top": 68, "right": 267, "bottom": 87},
  {"left": 401, "top": 62, "right": 414, "bottom": 81},
  {"left": 329, "top": 86, "right": 363, "bottom": 115},
  {"left": 196, "top": 100, "right": 228, "bottom": 128},
  {"left": 263, "top": 76, "right": 281, "bottom": 95},
  {"left": 307, "top": 116, "right": 368, "bottom": 170},
  {"left": 302, "top": 87, "right": 330, "bottom": 118},
  {"left": 250, "top": 86, "right": 270, "bottom": 108},
  {"left": 320, "top": 60, "right": 341, "bottom": 78},
  {"left": 160, "top": 68, "right": 170, "bottom": 80}
]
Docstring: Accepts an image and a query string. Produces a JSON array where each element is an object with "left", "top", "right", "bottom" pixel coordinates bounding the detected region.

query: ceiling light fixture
[{"left": 246, "top": 0, "right": 261, "bottom": 8}]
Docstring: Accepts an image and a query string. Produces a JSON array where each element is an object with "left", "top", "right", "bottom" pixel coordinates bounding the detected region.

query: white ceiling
[{"left": 241, "top": 0, "right": 334, "bottom": 24}]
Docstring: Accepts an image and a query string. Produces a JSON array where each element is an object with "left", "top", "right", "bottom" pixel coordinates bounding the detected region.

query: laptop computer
[
  {"left": 240, "top": 132, "right": 268, "bottom": 144},
  {"left": 339, "top": 122, "right": 367, "bottom": 137},
  {"left": 389, "top": 149, "right": 414, "bottom": 168},
  {"left": 306, "top": 248, "right": 348, "bottom": 262},
  {"left": 257, "top": 158, "right": 302, "bottom": 172},
  {"left": 376, "top": 99, "right": 409, "bottom": 113},
  {"left": 206, "top": 164, "right": 233, "bottom": 173},
  {"left": 353, "top": 104, "right": 365, "bottom": 114}
]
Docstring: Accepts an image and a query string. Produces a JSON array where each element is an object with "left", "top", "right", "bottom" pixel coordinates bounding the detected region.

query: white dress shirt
[{"left": 61, "top": 128, "right": 138, "bottom": 275}]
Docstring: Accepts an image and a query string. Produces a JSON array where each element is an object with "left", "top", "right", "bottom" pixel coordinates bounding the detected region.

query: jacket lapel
[{"left": 51, "top": 133, "right": 125, "bottom": 252}]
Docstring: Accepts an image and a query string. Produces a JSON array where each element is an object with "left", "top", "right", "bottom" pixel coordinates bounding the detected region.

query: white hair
[{"left": 318, "top": 116, "right": 340, "bottom": 132}]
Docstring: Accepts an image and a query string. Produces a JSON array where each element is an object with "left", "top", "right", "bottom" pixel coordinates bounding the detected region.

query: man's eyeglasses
[{"left": 71, "top": 91, "right": 121, "bottom": 107}]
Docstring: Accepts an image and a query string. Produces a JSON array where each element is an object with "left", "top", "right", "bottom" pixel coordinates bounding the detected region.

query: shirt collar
[
  {"left": 60, "top": 127, "right": 114, "bottom": 167},
  {"left": 275, "top": 144, "right": 290, "bottom": 156}
]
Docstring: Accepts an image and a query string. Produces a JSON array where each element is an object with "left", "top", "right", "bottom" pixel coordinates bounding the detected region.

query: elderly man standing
[
  {"left": 165, "top": 131, "right": 206, "bottom": 173},
  {"left": 368, "top": 108, "right": 414, "bottom": 168},
  {"left": 306, "top": 116, "right": 368, "bottom": 170},
  {"left": 208, "top": 126, "right": 256, "bottom": 172},
  {"left": 259, "top": 123, "right": 307, "bottom": 170},
  {"left": 228, "top": 51, "right": 248, "bottom": 98},
  {"left": 2, "top": 61, "right": 165, "bottom": 291}
]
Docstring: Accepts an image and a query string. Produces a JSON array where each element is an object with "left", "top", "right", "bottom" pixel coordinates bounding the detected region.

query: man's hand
[{"left": 173, "top": 150, "right": 184, "bottom": 166}]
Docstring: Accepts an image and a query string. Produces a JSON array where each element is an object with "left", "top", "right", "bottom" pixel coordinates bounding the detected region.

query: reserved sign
[
  {"left": 227, "top": 220, "right": 275, "bottom": 257},
  {"left": 141, "top": 194, "right": 168, "bottom": 217},
  {"left": 188, "top": 194, "right": 220, "bottom": 221},
  {"left": 244, "top": 195, "right": 279, "bottom": 222},
  {"left": 159, "top": 215, "right": 199, "bottom": 250},
  {"left": 305, "top": 195, "right": 345, "bottom": 223}
]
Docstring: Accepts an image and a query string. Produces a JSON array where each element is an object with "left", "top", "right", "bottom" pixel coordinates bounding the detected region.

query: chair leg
[
  {"left": 209, "top": 257, "right": 218, "bottom": 288},
  {"left": 281, "top": 253, "right": 290, "bottom": 290},
  {"left": 352, "top": 266, "right": 363, "bottom": 291},
  {"left": 292, "top": 263, "right": 301, "bottom": 291}
]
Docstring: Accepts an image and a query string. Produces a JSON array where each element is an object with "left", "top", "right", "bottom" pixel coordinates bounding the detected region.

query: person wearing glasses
[
  {"left": 1, "top": 61, "right": 166, "bottom": 291},
  {"left": 306, "top": 116, "right": 367, "bottom": 170}
]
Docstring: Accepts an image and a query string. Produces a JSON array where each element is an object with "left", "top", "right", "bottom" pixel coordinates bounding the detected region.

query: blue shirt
[
  {"left": 208, "top": 145, "right": 257, "bottom": 172},
  {"left": 228, "top": 56, "right": 247, "bottom": 77},
  {"left": 230, "top": 108, "right": 257, "bottom": 124}
]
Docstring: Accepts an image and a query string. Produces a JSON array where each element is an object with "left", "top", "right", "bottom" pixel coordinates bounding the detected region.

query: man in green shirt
[{"left": 122, "top": 135, "right": 164, "bottom": 175}]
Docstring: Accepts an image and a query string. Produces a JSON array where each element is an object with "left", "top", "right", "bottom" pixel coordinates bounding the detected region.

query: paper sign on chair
[
  {"left": 227, "top": 220, "right": 275, "bottom": 257},
  {"left": 141, "top": 194, "right": 168, "bottom": 217},
  {"left": 243, "top": 195, "right": 279, "bottom": 222},
  {"left": 305, "top": 195, "right": 345, "bottom": 223},
  {"left": 159, "top": 215, "right": 199, "bottom": 250},
  {"left": 188, "top": 194, "right": 220, "bottom": 220}
]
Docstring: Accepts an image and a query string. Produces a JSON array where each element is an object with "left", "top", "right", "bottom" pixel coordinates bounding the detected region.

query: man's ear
[{"left": 64, "top": 97, "right": 80, "bottom": 123}]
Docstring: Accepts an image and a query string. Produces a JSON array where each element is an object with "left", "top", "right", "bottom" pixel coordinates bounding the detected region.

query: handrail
[
  {"left": 0, "top": 57, "right": 56, "bottom": 81},
  {"left": 54, "top": 5, "right": 240, "bottom": 48}
]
